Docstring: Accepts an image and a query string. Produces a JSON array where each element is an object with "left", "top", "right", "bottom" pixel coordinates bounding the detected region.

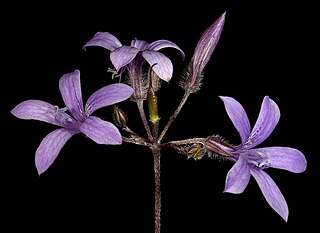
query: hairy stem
[
  {"left": 123, "top": 126, "right": 145, "bottom": 139},
  {"left": 152, "top": 147, "right": 161, "bottom": 233},
  {"left": 157, "top": 91, "right": 191, "bottom": 143},
  {"left": 152, "top": 121, "right": 159, "bottom": 142},
  {"left": 161, "top": 138, "right": 206, "bottom": 147},
  {"left": 122, "top": 136, "right": 152, "bottom": 147},
  {"left": 137, "top": 100, "right": 153, "bottom": 141}
]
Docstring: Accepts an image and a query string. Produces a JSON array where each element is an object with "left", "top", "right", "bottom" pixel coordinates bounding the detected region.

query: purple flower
[
  {"left": 11, "top": 69, "right": 134, "bottom": 175},
  {"left": 183, "top": 12, "right": 225, "bottom": 92},
  {"left": 207, "top": 96, "right": 307, "bottom": 221},
  {"left": 83, "top": 32, "right": 185, "bottom": 82}
]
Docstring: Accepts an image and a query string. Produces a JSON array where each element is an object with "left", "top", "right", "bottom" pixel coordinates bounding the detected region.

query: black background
[{"left": 2, "top": 1, "right": 318, "bottom": 232}]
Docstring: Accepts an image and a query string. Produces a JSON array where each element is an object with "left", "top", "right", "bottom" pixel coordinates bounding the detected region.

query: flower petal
[
  {"left": 59, "top": 69, "right": 85, "bottom": 122},
  {"left": 131, "top": 39, "right": 149, "bottom": 50},
  {"left": 251, "top": 168, "right": 288, "bottom": 222},
  {"left": 11, "top": 100, "right": 63, "bottom": 127},
  {"left": 35, "top": 128, "right": 77, "bottom": 175},
  {"left": 142, "top": 51, "right": 173, "bottom": 82},
  {"left": 192, "top": 11, "right": 225, "bottom": 71},
  {"left": 85, "top": 83, "right": 133, "bottom": 115},
  {"left": 250, "top": 147, "right": 307, "bottom": 173},
  {"left": 224, "top": 156, "right": 251, "bottom": 194},
  {"left": 246, "top": 96, "right": 280, "bottom": 149},
  {"left": 110, "top": 45, "right": 140, "bottom": 71},
  {"left": 219, "top": 96, "right": 251, "bottom": 144},
  {"left": 83, "top": 32, "right": 122, "bottom": 51},
  {"left": 148, "top": 40, "right": 185, "bottom": 60},
  {"left": 80, "top": 116, "right": 122, "bottom": 145}
]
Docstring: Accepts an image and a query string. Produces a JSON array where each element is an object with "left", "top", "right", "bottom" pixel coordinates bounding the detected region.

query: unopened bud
[
  {"left": 113, "top": 105, "right": 128, "bottom": 128},
  {"left": 182, "top": 12, "right": 226, "bottom": 93}
]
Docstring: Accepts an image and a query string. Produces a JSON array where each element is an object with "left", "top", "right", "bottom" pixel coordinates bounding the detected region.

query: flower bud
[
  {"left": 182, "top": 12, "right": 226, "bottom": 93},
  {"left": 113, "top": 105, "right": 128, "bottom": 128}
]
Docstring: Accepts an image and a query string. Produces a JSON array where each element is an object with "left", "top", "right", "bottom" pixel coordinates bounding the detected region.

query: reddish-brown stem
[{"left": 152, "top": 147, "right": 161, "bottom": 233}]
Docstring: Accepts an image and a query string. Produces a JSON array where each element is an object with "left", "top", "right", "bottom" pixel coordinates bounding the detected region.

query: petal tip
[
  {"left": 35, "top": 162, "right": 46, "bottom": 175},
  {"left": 280, "top": 210, "right": 289, "bottom": 222}
]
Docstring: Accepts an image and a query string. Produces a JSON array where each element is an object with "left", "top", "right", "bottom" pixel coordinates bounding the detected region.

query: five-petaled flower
[
  {"left": 11, "top": 69, "right": 134, "bottom": 175},
  {"left": 83, "top": 32, "right": 185, "bottom": 82},
  {"left": 206, "top": 96, "right": 307, "bottom": 221}
]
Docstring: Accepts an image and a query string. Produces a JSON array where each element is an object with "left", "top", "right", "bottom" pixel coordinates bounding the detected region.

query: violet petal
[
  {"left": 246, "top": 96, "right": 280, "bottom": 149},
  {"left": 224, "top": 156, "right": 251, "bottom": 194},
  {"left": 251, "top": 168, "right": 289, "bottom": 222},
  {"left": 141, "top": 50, "right": 173, "bottom": 82},
  {"left": 131, "top": 39, "right": 149, "bottom": 50},
  {"left": 59, "top": 69, "right": 85, "bottom": 122},
  {"left": 219, "top": 96, "right": 251, "bottom": 144},
  {"left": 80, "top": 116, "right": 122, "bottom": 145},
  {"left": 11, "top": 99, "right": 63, "bottom": 127},
  {"left": 85, "top": 83, "right": 133, "bottom": 115},
  {"left": 35, "top": 128, "right": 77, "bottom": 175},
  {"left": 148, "top": 40, "right": 185, "bottom": 60},
  {"left": 110, "top": 45, "right": 140, "bottom": 71},
  {"left": 250, "top": 147, "right": 307, "bottom": 173},
  {"left": 83, "top": 32, "right": 122, "bottom": 51}
]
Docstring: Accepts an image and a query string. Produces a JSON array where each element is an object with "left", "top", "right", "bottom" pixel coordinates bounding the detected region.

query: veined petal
[
  {"left": 251, "top": 168, "right": 288, "bottom": 222},
  {"left": 83, "top": 32, "right": 122, "bottom": 51},
  {"left": 219, "top": 96, "right": 251, "bottom": 144},
  {"left": 224, "top": 156, "right": 251, "bottom": 194},
  {"left": 110, "top": 46, "right": 140, "bottom": 71},
  {"left": 59, "top": 69, "right": 85, "bottom": 122},
  {"left": 131, "top": 39, "right": 149, "bottom": 50},
  {"left": 250, "top": 147, "right": 307, "bottom": 173},
  {"left": 80, "top": 116, "right": 122, "bottom": 145},
  {"left": 246, "top": 96, "right": 280, "bottom": 149},
  {"left": 85, "top": 83, "right": 133, "bottom": 115},
  {"left": 142, "top": 51, "right": 173, "bottom": 82},
  {"left": 148, "top": 40, "right": 185, "bottom": 60},
  {"left": 11, "top": 100, "right": 63, "bottom": 127},
  {"left": 35, "top": 128, "right": 77, "bottom": 175}
]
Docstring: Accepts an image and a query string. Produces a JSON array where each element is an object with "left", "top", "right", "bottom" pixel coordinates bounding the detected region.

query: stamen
[
  {"left": 246, "top": 150, "right": 272, "bottom": 169},
  {"left": 257, "top": 151, "right": 264, "bottom": 157},
  {"left": 107, "top": 68, "right": 121, "bottom": 80},
  {"left": 53, "top": 106, "right": 73, "bottom": 125}
]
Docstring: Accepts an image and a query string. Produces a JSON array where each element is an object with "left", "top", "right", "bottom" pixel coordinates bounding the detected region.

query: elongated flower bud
[{"left": 182, "top": 12, "right": 226, "bottom": 93}]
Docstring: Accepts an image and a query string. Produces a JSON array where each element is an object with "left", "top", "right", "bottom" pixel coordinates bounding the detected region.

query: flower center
[
  {"left": 245, "top": 150, "right": 272, "bottom": 169},
  {"left": 53, "top": 106, "right": 76, "bottom": 128}
]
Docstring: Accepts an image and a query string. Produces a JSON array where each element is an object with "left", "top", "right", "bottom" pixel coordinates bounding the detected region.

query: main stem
[
  {"left": 151, "top": 120, "right": 161, "bottom": 233},
  {"left": 132, "top": 88, "right": 192, "bottom": 233},
  {"left": 152, "top": 147, "right": 161, "bottom": 233}
]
